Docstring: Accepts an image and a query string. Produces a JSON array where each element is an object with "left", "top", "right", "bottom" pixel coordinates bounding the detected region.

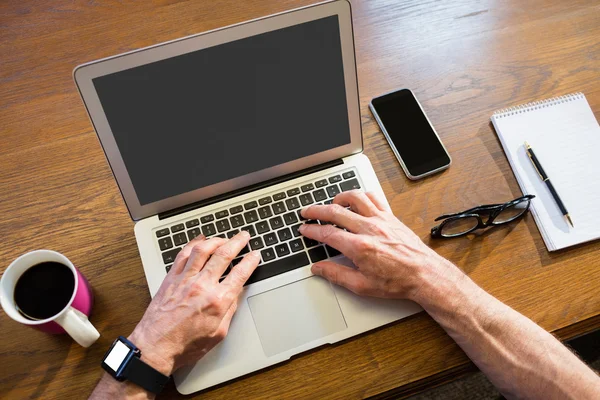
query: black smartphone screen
[{"left": 371, "top": 89, "right": 450, "bottom": 177}]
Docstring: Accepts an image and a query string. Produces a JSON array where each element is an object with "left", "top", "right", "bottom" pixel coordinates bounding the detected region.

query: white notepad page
[{"left": 491, "top": 93, "right": 600, "bottom": 251}]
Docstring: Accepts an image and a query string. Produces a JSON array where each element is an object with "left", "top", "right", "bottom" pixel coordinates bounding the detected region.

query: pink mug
[{"left": 1, "top": 250, "right": 100, "bottom": 347}]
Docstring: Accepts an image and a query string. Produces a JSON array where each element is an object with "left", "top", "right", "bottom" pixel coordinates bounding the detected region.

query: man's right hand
[{"left": 299, "top": 190, "right": 458, "bottom": 303}]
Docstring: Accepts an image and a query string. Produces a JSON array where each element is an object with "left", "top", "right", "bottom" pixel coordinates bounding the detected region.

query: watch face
[
  {"left": 101, "top": 336, "right": 138, "bottom": 380},
  {"left": 105, "top": 341, "right": 131, "bottom": 372}
]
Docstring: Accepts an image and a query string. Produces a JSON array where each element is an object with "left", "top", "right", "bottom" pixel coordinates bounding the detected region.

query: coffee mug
[{"left": 0, "top": 250, "right": 100, "bottom": 347}]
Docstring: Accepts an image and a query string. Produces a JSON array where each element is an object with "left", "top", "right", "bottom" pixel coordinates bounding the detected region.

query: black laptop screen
[{"left": 93, "top": 16, "right": 351, "bottom": 206}]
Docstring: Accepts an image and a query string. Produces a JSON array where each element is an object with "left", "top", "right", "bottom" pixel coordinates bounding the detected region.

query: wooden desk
[{"left": 1, "top": 0, "right": 599, "bottom": 398}]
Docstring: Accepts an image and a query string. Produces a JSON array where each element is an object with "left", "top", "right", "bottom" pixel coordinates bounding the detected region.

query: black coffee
[{"left": 14, "top": 262, "right": 75, "bottom": 320}]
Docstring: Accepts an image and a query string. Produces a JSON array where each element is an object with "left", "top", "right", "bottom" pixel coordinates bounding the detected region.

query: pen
[{"left": 524, "top": 141, "right": 574, "bottom": 228}]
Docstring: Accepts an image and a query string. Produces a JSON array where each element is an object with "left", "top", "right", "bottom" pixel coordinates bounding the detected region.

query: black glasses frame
[{"left": 430, "top": 195, "right": 536, "bottom": 238}]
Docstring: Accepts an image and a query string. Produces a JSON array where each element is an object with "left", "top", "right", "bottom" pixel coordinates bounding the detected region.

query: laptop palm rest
[{"left": 248, "top": 276, "right": 347, "bottom": 357}]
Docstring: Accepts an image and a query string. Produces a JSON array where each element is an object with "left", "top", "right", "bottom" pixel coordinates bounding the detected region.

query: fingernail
[
  {"left": 298, "top": 224, "right": 306, "bottom": 232},
  {"left": 311, "top": 264, "right": 321, "bottom": 275}
]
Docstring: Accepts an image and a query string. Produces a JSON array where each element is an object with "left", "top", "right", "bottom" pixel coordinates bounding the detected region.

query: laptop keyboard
[{"left": 156, "top": 169, "right": 361, "bottom": 285}]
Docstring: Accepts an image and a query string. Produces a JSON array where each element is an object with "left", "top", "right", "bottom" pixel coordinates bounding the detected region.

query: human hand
[
  {"left": 127, "top": 232, "right": 260, "bottom": 376},
  {"left": 299, "top": 191, "right": 458, "bottom": 302}
]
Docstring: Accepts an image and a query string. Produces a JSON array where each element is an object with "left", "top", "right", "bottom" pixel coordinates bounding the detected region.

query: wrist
[
  {"left": 128, "top": 328, "right": 177, "bottom": 376},
  {"left": 410, "top": 254, "right": 468, "bottom": 307}
]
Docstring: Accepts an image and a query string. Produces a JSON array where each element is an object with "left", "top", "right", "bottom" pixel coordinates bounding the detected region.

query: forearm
[
  {"left": 417, "top": 259, "right": 600, "bottom": 399},
  {"left": 89, "top": 373, "right": 155, "bottom": 400}
]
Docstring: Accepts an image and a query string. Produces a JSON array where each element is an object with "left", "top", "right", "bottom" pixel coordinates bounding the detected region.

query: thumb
[{"left": 312, "top": 261, "right": 369, "bottom": 295}]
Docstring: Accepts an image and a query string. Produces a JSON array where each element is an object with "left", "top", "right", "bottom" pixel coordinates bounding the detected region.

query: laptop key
[
  {"left": 340, "top": 179, "right": 361, "bottom": 192},
  {"left": 256, "top": 221, "right": 270, "bottom": 234},
  {"left": 165, "top": 264, "right": 172, "bottom": 273},
  {"left": 158, "top": 237, "right": 173, "bottom": 251},
  {"left": 290, "top": 238, "right": 304, "bottom": 253},
  {"left": 308, "top": 246, "right": 328, "bottom": 263},
  {"left": 244, "top": 210, "right": 259, "bottom": 224},
  {"left": 269, "top": 216, "right": 284, "bottom": 230},
  {"left": 315, "top": 179, "right": 328, "bottom": 188},
  {"left": 264, "top": 232, "right": 278, "bottom": 246},
  {"left": 275, "top": 243, "right": 290, "bottom": 257},
  {"left": 156, "top": 228, "right": 170, "bottom": 238},
  {"left": 303, "top": 237, "right": 319, "bottom": 248},
  {"left": 291, "top": 224, "right": 302, "bottom": 237},
  {"left": 216, "top": 234, "right": 226, "bottom": 238},
  {"left": 297, "top": 209, "right": 307, "bottom": 221},
  {"left": 250, "top": 237, "right": 264, "bottom": 250},
  {"left": 244, "top": 201, "right": 258, "bottom": 210},
  {"left": 171, "top": 224, "right": 184, "bottom": 233},
  {"left": 162, "top": 247, "right": 181, "bottom": 264},
  {"left": 258, "top": 205, "right": 273, "bottom": 219},
  {"left": 283, "top": 212, "right": 298, "bottom": 225},
  {"left": 230, "top": 205, "right": 244, "bottom": 214},
  {"left": 326, "top": 245, "right": 341, "bottom": 257},
  {"left": 215, "top": 210, "right": 229, "bottom": 219},
  {"left": 202, "top": 223, "right": 216, "bottom": 236},
  {"left": 232, "top": 257, "right": 243, "bottom": 266},
  {"left": 245, "top": 252, "right": 310, "bottom": 286},
  {"left": 188, "top": 228, "right": 201, "bottom": 240},
  {"left": 287, "top": 188, "right": 300, "bottom": 196},
  {"left": 272, "top": 202, "right": 286, "bottom": 215},
  {"left": 173, "top": 232, "right": 188, "bottom": 246},
  {"left": 200, "top": 215, "right": 214, "bottom": 224},
  {"left": 342, "top": 171, "right": 356, "bottom": 179},
  {"left": 326, "top": 185, "right": 340, "bottom": 198},
  {"left": 313, "top": 189, "right": 327, "bottom": 202},
  {"left": 329, "top": 175, "right": 342, "bottom": 184},
  {"left": 301, "top": 183, "right": 315, "bottom": 192},
  {"left": 185, "top": 219, "right": 199, "bottom": 228},
  {"left": 261, "top": 247, "right": 276, "bottom": 262},
  {"left": 238, "top": 245, "right": 249, "bottom": 256},
  {"left": 273, "top": 192, "right": 286, "bottom": 201},
  {"left": 241, "top": 225, "right": 256, "bottom": 237},
  {"left": 230, "top": 215, "right": 244, "bottom": 228},
  {"left": 216, "top": 219, "right": 230, "bottom": 233},
  {"left": 259, "top": 196, "right": 272, "bottom": 205},
  {"left": 285, "top": 197, "right": 300, "bottom": 210},
  {"left": 299, "top": 193, "right": 314, "bottom": 206},
  {"left": 324, "top": 200, "right": 333, "bottom": 205},
  {"left": 277, "top": 228, "right": 292, "bottom": 242},
  {"left": 227, "top": 229, "right": 240, "bottom": 239}
]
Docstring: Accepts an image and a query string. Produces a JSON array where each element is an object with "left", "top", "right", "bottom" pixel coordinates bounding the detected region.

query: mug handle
[{"left": 54, "top": 307, "right": 100, "bottom": 347}]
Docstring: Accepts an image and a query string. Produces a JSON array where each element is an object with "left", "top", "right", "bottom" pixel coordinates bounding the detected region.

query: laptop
[{"left": 74, "top": 0, "right": 421, "bottom": 394}]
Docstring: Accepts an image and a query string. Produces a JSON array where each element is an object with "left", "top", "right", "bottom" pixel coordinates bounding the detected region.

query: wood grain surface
[{"left": 1, "top": 0, "right": 599, "bottom": 399}]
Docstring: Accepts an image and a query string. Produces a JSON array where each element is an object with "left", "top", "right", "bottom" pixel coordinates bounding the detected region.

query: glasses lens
[
  {"left": 440, "top": 216, "right": 479, "bottom": 237},
  {"left": 493, "top": 199, "right": 530, "bottom": 224}
]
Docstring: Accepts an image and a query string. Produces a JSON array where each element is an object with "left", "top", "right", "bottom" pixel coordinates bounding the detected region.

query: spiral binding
[{"left": 492, "top": 92, "right": 584, "bottom": 119}]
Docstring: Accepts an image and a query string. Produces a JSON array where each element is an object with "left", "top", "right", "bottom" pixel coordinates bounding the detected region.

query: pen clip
[{"left": 525, "top": 145, "right": 544, "bottom": 181}]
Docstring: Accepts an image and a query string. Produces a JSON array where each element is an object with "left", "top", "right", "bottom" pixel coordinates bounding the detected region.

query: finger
[
  {"left": 220, "top": 300, "right": 238, "bottom": 330},
  {"left": 170, "top": 235, "right": 207, "bottom": 274},
  {"left": 300, "top": 204, "right": 364, "bottom": 232},
  {"left": 200, "top": 231, "right": 251, "bottom": 280},
  {"left": 183, "top": 237, "right": 228, "bottom": 275},
  {"left": 311, "top": 260, "right": 371, "bottom": 296},
  {"left": 365, "top": 191, "right": 392, "bottom": 212},
  {"left": 215, "top": 300, "right": 238, "bottom": 340},
  {"left": 299, "top": 224, "right": 358, "bottom": 259},
  {"left": 220, "top": 251, "right": 261, "bottom": 294},
  {"left": 333, "top": 190, "right": 380, "bottom": 217}
]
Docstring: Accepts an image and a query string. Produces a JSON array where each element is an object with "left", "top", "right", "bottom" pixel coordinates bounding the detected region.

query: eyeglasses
[{"left": 430, "top": 195, "right": 535, "bottom": 238}]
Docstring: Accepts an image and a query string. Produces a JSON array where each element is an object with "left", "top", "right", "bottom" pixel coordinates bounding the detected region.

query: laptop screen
[{"left": 93, "top": 15, "right": 350, "bottom": 206}]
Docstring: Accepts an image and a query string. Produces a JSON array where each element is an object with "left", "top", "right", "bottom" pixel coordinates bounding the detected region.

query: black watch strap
[{"left": 124, "top": 355, "right": 170, "bottom": 394}]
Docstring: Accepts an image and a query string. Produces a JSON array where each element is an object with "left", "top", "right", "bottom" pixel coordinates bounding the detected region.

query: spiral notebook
[{"left": 491, "top": 92, "right": 600, "bottom": 251}]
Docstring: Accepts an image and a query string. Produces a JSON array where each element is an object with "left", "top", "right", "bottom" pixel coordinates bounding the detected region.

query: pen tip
[
  {"left": 566, "top": 214, "right": 574, "bottom": 228},
  {"left": 524, "top": 141, "right": 530, "bottom": 148}
]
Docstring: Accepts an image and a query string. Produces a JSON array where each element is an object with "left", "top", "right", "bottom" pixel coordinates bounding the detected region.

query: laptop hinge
[{"left": 158, "top": 158, "right": 344, "bottom": 220}]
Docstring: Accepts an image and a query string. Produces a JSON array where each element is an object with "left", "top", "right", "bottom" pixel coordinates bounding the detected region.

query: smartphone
[{"left": 369, "top": 88, "right": 451, "bottom": 180}]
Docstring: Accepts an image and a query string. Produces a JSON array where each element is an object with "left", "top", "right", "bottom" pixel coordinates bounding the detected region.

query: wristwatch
[{"left": 101, "top": 336, "right": 170, "bottom": 394}]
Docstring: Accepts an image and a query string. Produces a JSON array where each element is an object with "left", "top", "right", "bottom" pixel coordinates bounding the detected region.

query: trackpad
[{"left": 248, "top": 277, "right": 347, "bottom": 357}]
